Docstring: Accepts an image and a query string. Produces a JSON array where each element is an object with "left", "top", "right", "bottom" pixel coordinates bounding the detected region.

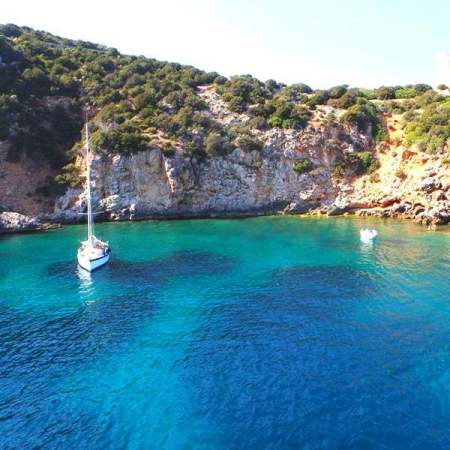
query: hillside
[{"left": 0, "top": 24, "right": 449, "bottom": 231}]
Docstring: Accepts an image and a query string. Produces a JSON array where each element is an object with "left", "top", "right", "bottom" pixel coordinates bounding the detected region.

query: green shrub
[
  {"left": 186, "top": 138, "right": 206, "bottom": 158},
  {"left": 293, "top": 158, "right": 313, "bottom": 174},
  {"left": 21, "top": 67, "right": 51, "bottom": 96},
  {"left": 284, "top": 83, "right": 312, "bottom": 100},
  {"left": 415, "top": 90, "right": 442, "bottom": 107},
  {"left": 0, "top": 24, "right": 23, "bottom": 37},
  {"left": 260, "top": 97, "right": 311, "bottom": 130},
  {"left": 0, "top": 94, "right": 21, "bottom": 140},
  {"left": 405, "top": 99, "right": 450, "bottom": 152},
  {"left": 220, "top": 75, "right": 271, "bottom": 112},
  {"left": 341, "top": 99, "right": 380, "bottom": 137},
  {"left": 100, "top": 104, "right": 127, "bottom": 124},
  {"left": 403, "top": 110, "right": 418, "bottom": 122},
  {"left": 248, "top": 116, "right": 268, "bottom": 130},
  {"left": 55, "top": 162, "right": 83, "bottom": 188},
  {"left": 375, "top": 84, "right": 432, "bottom": 100},
  {"left": 327, "top": 85, "right": 348, "bottom": 99},
  {"left": 328, "top": 89, "right": 363, "bottom": 109},
  {"left": 6, "top": 102, "right": 81, "bottom": 167},
  {"left": 304, "top": 91, "right": 329, "bottom": 108},
  {"left": 92, "top": 121, "right": 147, "bottom": 155},
  {"left": 357, "top": 151, "right": 380, "bottom": 173},
  {"left": 205, "top": 132, "right": 234, "bottom": 155},
  {"left": 333, "top": 152, "right": 378, "bottom": 176},
  {"left": 162, "top": 142, "right": 175, "bottom": 157},
  {"left": 374, "top": 86, "right": 396, "bottom": 100},
  {"left": 264, "top": 79, "right": 281, "bottom": 92},
  {"left": 236, "top": 134, "right": 263, "bottom": 152}
]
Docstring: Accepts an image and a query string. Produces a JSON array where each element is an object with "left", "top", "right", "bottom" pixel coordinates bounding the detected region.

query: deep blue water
[{"left": 0, "top": 216, "right": 450, "bottom": 449}]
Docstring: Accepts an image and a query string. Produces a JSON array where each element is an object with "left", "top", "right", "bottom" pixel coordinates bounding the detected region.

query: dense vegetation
[
  {"left": 404, "top": 96, "right": 450, "bottom": 152},
  {"left": 0, "top": 23, "right": 224, "bottom": 165},
  {"left": 216, "top": 77, "right": 439, "bottom": 144},
  {"left": 0, "top": 23, "right": 448, "bottom": 188}
]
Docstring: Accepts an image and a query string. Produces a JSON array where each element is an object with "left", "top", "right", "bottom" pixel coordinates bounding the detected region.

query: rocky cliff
[
  {"left": 2, "top": 88, "right": 449, "bottom": 232},
  {"left": 2, "top": 87, "right": 449, "bottom": 232},
  {"left": 52, "top": 91, "right": 372, "bottom": 223},
  {"left": 48, "top": 90, "right": 449, "bottom": 229},
  {"left": 333, "top": 113, "right": 450, "bottom": 227}
]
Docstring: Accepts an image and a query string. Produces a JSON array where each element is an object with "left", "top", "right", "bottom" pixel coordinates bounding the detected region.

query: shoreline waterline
[{"left": 2, "top": 210, "right": 449, "bottom": 237}]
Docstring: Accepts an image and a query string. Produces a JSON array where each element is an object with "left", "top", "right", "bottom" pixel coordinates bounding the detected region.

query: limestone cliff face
[
  {"left": 335, "top": 147, "right": 450, "bottom": 226},
  {"left": 54, "top": 125, "right": 370, "bottom": 221},
  {"left": 51, "top": 92, "right": 450, "bottom": 227},
  {"left": 331, "top": 114, "right": 450, "bottom": 227},
  {"left": 3, "top": 87, "right": 449, "bottom": 231},
  {"left": 0, "top": 142, "right": 55, "bottom": 216}
]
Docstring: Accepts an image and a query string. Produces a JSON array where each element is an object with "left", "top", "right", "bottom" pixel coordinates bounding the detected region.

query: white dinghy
[
  {"left": 77, "top": 119, "right": 111, "bottom": 272},
  {"left": 360, "top": 228, "right": 378, "bottom": 243}
]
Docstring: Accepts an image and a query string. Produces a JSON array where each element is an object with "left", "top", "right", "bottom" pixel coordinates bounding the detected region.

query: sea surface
[{"left": 0, "top": 216, "right": 449, "bottom": 449}]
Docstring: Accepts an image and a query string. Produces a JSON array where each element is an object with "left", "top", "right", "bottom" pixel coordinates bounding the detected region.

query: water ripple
[{"left": 0, "top": 218, "right": 450, "bottom": 449}]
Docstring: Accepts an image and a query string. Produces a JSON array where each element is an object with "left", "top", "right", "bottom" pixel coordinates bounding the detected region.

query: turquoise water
[{"left": 1, "top": 216, "right": 450, "bottom": 449}]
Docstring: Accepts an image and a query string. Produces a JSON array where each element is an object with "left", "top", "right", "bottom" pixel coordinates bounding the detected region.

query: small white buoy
[{"left": 360, "top": 228, "right": 378, "bottom": 243}]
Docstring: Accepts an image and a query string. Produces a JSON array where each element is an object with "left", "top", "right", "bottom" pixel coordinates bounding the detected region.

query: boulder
[
  {"left": 0, "top": 211, "right": 42, "bottom": 233},
  {"left": 419, "top": 178, "right": 442, "bottom": 193}
]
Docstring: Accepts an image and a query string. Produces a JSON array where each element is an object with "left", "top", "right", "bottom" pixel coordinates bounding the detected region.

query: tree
[
  {"left": 342, "top": 100, "right": 380, "bottom": 136},
  {"left": 92, "top": 122, "right": 148, "bottom": 155},
  {"left": 205, "top": 132, "right": 234, "bottom": 155},
  {"left": 265, "top": 79, "right": 281, "bottom": 92},
  {"left": 21, "top": 67, "right": 51, "bottom": 96},
  {"left": 374, "top": 86, "right": 396, "bottom": 100},
  {"left": 327, "top": 85, "right": 348, "bottom": 99},
  {"left": 0, "top": 24, "right": 22, "bottom": 37}
]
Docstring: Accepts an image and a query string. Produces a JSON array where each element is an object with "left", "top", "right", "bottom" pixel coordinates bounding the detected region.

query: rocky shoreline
[
  {"left": 2, "top": 202, "right": 449, "bottom": 236},
  {"left": 0, "top": 211, "right": 60, "bottom": 234}
]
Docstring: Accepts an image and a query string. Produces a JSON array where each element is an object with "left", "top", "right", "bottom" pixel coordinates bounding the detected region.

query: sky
[{"left": 2, "top": 0, "right": 450, "bottom": 88}]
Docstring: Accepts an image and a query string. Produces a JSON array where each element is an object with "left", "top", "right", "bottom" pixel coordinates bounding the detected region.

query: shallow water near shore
[{"left": 1, "top": 216, "right": 450, "bottom": 449}]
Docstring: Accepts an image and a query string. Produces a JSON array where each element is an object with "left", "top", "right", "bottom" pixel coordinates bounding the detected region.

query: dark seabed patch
[
  {"left": 1, "top": 290, "right": 156, "bottom": 368},
  {"left": 272, "top": 265, "right": 376, "bottom": 299},
  {"left": 183, "top": 265, "right": 450, "bottom": 449},
  {"left": 0, "top": 250, "right": 235, "bottom": 448},
  {"left": 0, "top": 290, "right": 156, "bottom": 449},
  {"left": 47, "top": 250, "right": 234, "bottom": 283}
]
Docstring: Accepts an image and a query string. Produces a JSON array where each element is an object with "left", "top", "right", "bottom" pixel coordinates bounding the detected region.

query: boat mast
[{"left": 85, "top": 118, "right": 94, "bottom": 245}]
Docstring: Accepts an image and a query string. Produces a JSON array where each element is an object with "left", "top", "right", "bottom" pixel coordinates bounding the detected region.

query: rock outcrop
[
  {"left": 0, "top": 212, "right": 42, "bottom": 233},
  {"left": 326, "top": 128, "right": 450, "bottom": 227},
  {"left": 53, "top": 123, "right": 370, "bottom": 222}
]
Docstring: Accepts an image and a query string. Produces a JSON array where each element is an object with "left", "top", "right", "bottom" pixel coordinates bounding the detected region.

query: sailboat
[{"left": 77, "top": 120, "right": 111, "bottom": 272}]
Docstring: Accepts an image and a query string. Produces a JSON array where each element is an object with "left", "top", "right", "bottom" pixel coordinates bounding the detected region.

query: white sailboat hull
[
  {"left": 77, "top": 118, "right": 112, "bottom": 272},
  {"left": 77, "top": 249, "right": 110, "bottom": 272}
]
